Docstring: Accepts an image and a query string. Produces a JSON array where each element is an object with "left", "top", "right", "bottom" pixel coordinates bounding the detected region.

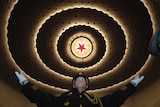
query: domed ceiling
[{"left": 0, "top": 0, "right": 160, "bottom": 96}]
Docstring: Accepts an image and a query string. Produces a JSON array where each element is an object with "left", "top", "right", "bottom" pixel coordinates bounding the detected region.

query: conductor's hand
[
  {"left": 131, "top": 75, "right": 144, "bottom": 87},
  {"left": 15, "top": 71, "right": 28, "bottom": 85}
]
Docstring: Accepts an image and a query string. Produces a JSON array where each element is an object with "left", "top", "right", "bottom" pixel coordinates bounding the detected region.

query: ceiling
[{"left": 0, "top": 0, "right": 160, "bottom": 96}]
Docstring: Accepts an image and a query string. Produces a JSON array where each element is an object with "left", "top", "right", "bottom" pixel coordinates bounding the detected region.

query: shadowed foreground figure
[
  {"left": 15, "top": 71, "right": 144, "bottom": 107},
  {"left": 149, "top": 29, "right": 160, "bottom": 55}
]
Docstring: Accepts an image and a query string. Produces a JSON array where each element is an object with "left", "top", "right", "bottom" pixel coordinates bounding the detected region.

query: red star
[{"left": 77, "top": 43, "right": 86, "bottom": 52}]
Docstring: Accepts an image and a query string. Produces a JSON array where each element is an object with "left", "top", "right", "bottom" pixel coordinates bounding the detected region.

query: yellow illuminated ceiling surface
[
  {"left": 1, "top": 0, "right": 160, "bottom": 95},
  {"left": 70, "top": 34, "right": 93, "bottom": 58}
]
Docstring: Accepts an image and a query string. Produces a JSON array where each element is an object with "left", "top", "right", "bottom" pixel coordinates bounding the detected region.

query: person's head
[{"left": 72, "top": 72, "right": 89, "bottom": 92}]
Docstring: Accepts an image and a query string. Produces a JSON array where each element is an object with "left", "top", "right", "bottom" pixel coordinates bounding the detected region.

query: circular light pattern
[
  {"left": 71, "top": 36, "right": 93, "bottom": 59},
  {"left": 5, "top": 0, "right": 153, "bottom": 92},
  {"left": 57, "top": 25, "right": 106, "bottom": 68},
  {"left": 34, "top": 7, "right": 127, "bottom": 78}
]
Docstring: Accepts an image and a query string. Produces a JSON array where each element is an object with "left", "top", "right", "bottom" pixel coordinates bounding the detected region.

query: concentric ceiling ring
[
  {"left": 57, "top": 25, "right": 106, "bottom": 68},
  {"left": 36, "top": 8, "right": 126, "bottom": 77},
  {"left": 7, "top": 0, "right": 152, "bottom": 90}
]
